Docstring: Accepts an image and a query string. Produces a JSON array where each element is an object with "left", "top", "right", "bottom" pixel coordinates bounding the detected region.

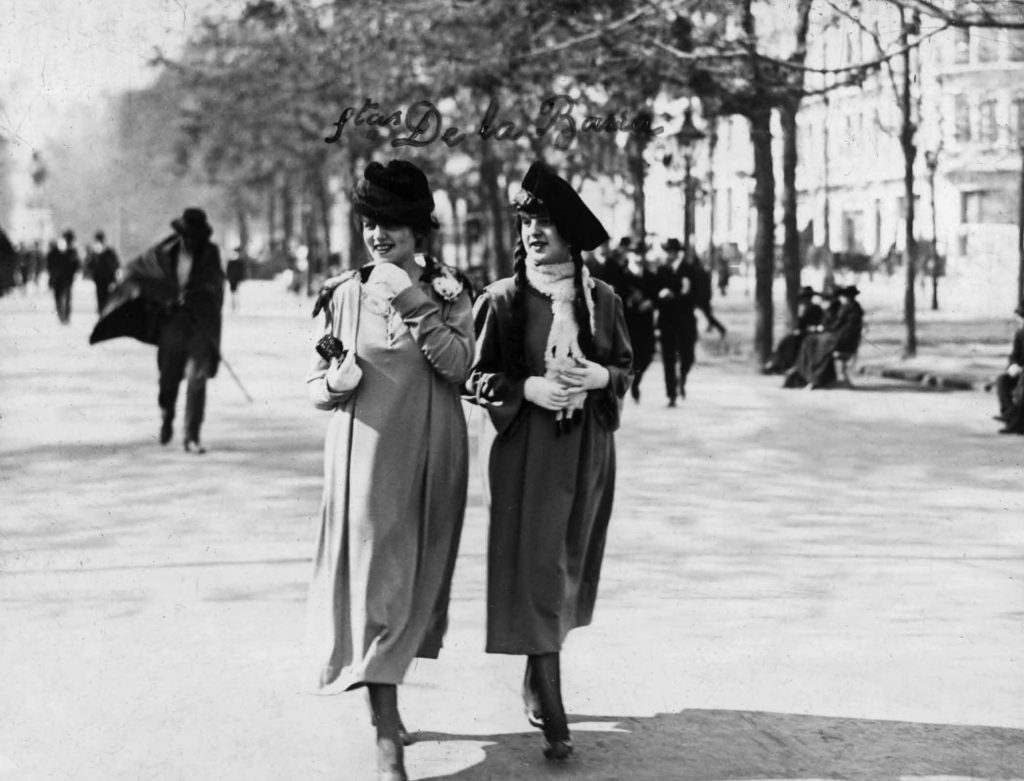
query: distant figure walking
[
  {"left": 995, "top": 300, "right": 1024, "bottom": 435},
  {"left": 655, "top": 238, "right": 699, "bottom": 405},
  {"left": 84, "top": 231, "right": 120, "bottom": 314},
  {"left": 47, "top": 230, "right": 81, "bottom": 323},
  {"left": 225, "top": 246, "right": 248, "bottom": 311}
]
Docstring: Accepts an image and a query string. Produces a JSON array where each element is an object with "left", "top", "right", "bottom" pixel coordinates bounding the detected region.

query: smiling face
[
  {"left": 362, "top": 218, "right": 417, "bottom": 265},
  {"left": 520, "top": 214, "right": 571, "bottom": 266}
]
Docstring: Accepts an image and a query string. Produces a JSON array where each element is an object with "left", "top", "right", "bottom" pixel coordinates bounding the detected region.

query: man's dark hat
[
  {"left": 171, "top": 208, "right": 213, "bottom": 240},
  {"left": 1015, "top": 299, "right": 1024, "bottom": 317},
  {"left": 616, "top": 237, "right": 633, "bottom": 248},
  {"left": 840, "top": 284, "right": 861, "bottom": 297},
  {"left": 662, "top": 237, "right": 683, "bottom": 253},
  {"left": 94, "top": 230, "right": 105, "bottom": 242},
  {"left": 352, "top": 160, "right": 437, "bottom": 233},
  {"left": 798, "top": 285, "right": 817, "bottom": 300},
  {"left": 62, "top": 229, "right": 75, "bottom": 242},
  {"left": 513, "top": 161, "right": 609, "bottom": 252}
]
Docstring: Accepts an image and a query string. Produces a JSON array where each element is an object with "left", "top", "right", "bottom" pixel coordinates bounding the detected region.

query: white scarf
[{"left": 524, "top": 259, "right": 596, "bottom": 421}]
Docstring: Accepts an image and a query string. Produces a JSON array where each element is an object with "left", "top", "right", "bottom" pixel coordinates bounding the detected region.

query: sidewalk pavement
[{"left": 2, "top": 279, "right": 1023, "bottom": 781}]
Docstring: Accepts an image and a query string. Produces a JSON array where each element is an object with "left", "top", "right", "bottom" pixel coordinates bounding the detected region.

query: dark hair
[{"left": 507, "top": 215, "right": 595, "bottom": 379}]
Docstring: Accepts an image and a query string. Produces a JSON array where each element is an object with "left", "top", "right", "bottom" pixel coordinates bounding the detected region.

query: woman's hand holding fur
[
  {"left": 326, "top": 351, "right": 362, "bottom": 393},
  {"left": 524, "top": 376, "right": 571, "bottom": 411}
]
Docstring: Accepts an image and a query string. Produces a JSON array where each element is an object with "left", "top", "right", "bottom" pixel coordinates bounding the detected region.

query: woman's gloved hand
[{"left": 325, "top": 351, "right": 362, "bottom": 393}]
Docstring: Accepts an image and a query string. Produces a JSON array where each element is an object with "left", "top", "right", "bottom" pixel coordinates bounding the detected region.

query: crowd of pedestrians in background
[{"left": 587, "top": 234, "right": 727, "bottom": 405}]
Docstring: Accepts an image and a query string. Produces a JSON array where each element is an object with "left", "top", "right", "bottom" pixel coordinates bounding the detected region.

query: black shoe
[
  {"left": 667, "top": 397, "right": 677, "bottom": 408},
  {"left": 998, "top": 427, "right": 1020, "bottom": 435},
  {"left": 543, "top": 736, "right": 574, "bottom": 761},
  {"left": 160, "top": 417, "right": 173, "bottom": 445},
  {"left": 184, "top": 439, "right": 207, "bottom": 454},
  {"left": 993, "top": 414, "right": 1007, "bottom": 422},
  {"left": 630, "top": 384, "right": 640, "bottom": 403}
]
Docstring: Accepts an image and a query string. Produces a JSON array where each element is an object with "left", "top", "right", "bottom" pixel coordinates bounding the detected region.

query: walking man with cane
[{"left": 156, "top": 208, "right": 225, "bottom": 453}]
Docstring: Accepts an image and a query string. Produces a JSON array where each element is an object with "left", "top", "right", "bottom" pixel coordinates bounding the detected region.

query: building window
[
  {"left": 953, "top": 28, "right": 971, "bottom": 64},
  {"left": 979, "top": 99, "right": 998, "bottom": 144},
  {"left": 976, "top": 30, "right": 999, "bottom": 63},
  {"left": 1009, "top": 29, "right": 1024, "bottom": 61},
  {"left": 961, "top": 190, "right": 1018, "bottom": 225},
  {"left": 954, "top": 95, "right": 971, "bottom": 142},
  {"left": 1013, "top": 96, "right": 1024, "bottom": 144}
]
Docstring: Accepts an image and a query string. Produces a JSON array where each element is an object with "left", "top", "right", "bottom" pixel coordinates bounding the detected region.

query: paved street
[{"left": 2, "top": 279, "right": 1023, "bottom": 781}]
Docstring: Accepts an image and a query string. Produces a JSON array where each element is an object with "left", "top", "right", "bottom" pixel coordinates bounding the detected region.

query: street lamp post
[
  {"left": 924, "top": 149, "right": 940, "bottom": 311},
  {"left": 675, "top": 106, "right": 706, "bottom": 262}
]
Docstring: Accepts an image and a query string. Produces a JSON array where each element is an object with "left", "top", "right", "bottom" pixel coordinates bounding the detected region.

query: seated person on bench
[
  {"left": 995, "top": 299, "right": 1024, "bottom": 435},
  {"left": 784, "top": 285, "right": 864, "bottom": 389},
  {"left": 765, "top": 286, "right": 823, "bottom": 374}
]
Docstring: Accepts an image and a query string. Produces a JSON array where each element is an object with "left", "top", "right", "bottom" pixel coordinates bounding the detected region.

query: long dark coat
[
  {"left": 90, "top": 236, "right": 224, "bottom": 377},
  {"left": 467, "top": 277, "right": 633, "bottom": 654}
]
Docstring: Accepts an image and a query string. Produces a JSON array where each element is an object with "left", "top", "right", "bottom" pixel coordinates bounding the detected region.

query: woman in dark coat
[
  {"left": 466, "top": 162, "right": 633, "bottom": 762},
  {"left": 765, "top": 286, "right": 823, "bottom": 374},
  {"left": 785, "top": 285, "right": 864, "bottom": 388}
]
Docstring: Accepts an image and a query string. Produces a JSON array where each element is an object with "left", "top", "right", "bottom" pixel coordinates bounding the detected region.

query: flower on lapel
[{"left": 430, "top": 265, "right": 464, "bottom": 302}]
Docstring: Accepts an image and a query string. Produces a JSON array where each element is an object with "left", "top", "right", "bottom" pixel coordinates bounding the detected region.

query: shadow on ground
[{"left": 415, "top": 709, "right": 1024, "bottom": 781}]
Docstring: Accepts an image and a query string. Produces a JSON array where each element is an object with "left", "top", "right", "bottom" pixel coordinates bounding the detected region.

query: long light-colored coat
[{"left": 306, "top": 269, "right": 474, "bottom": 690}]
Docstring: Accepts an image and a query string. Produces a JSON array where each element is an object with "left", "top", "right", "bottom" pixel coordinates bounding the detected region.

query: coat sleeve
[
  {"left": 390, "top": 283, "right": 475, "bottom": 385},
  {"left": 464, "top": 290, "right": 528, "bottom": 437},
  {"left": 306, "top": 289, "right": 355, "bottom": 411},
  {"left": 591, "top": 291, "right": 634, "bottom": 432}
]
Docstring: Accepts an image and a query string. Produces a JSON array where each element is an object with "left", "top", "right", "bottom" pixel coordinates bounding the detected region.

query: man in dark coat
[
  {"left": 995, "top": 300, "right": 1024, "bottom": 435},
  {"left": 654, "top": 237, "right": 700, "bottom": 405},
  {"left": 84, "top": 231, "right": 120, "bottom": 314},
  {"left": 47, "top": 229, "right": 81, "bottom": 323},
  {"left": 620, "top": 245, "right": 657, "bottom": 401},
  {"left": 90, "top": 208, "right": 224, "bottom": 453}
]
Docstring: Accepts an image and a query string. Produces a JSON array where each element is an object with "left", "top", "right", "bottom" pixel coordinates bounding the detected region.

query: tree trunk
[
  {"left": 1018, "top": 145, "right": 1024, "bottom": 305},
  {"left": 236, "top": 206, "right": 250, "bottom": 254},
  {"left": 347, "top": 151, "right": 363, "bottom": 270},
  {"left": 281, "top": 172, "right": 295, "bottom": 254},
  {"left": 780, "top": 100, "right": 801, "bottom": 328},
  {"left": 626, "top": 134, "right": 647, "bottom": 250},
  {"left": 479, "top": 142, "right": 511, "bottom": 279},
  {"left": 900, "top": 13, "right": 918, "bottom": 357},
  {"left": 705, "top": 115, "right": 718, "bottom": 268},
  {"left": 822, "top": 97, "right": 835, "bottom": 291},
  {"left": 266, "top": 179, "right": 277, "bottom": 252},
  {"left": 749, "top": 105, "right": 776, "bottom": 368}
]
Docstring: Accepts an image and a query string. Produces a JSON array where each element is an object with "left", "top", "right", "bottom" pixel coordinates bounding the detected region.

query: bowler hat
[
  {"left": 662, "top": 237, "right": 683, "bottom": 253},
  {"left": 351, "top": 160, "right": 438, "bottom": 234},
  {"left": 513, "top": 162, "right": 609, "bottom": 252},
  {"left": 798, "top": 285, "right": 817, "bottom": 300},
  {"left": 171, "top": 208, "right": 213, "bottom": 241}
]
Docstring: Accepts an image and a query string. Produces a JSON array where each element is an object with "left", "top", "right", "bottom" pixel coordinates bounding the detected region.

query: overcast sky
[{"left": 0, "top": 0, "right": 234, "bottom": 150}]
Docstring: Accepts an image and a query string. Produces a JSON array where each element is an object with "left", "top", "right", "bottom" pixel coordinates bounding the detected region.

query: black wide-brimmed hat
[
  {"left": 662, "top": 237, "right": 683, "bottom": 253},
  {"left": 171, "top": 208, "right": 213, "bottom": 240},
  {"left": 352, "top": 160, "right": 437, "bottom": 234},
  {"left": 798, "top": 285, "right": 817, "bottom": 300},
  {"left": 512, "top": 161, "right": 609, "bottom": 252},
  {"left": 840, "top": 285, "right": 861, "bottom": 297}
]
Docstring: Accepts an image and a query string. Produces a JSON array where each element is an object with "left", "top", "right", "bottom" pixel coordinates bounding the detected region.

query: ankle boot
[
  {"left": 368, "top": 684, "right": 409, "bottom": 780},
  {"left": 529, "top": 653, "right": 573, "bottom": 761}
]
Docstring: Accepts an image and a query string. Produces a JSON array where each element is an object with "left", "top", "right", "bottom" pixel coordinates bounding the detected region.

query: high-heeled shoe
[{"left": 376, "top": 736, "right": 409, "bottom": 781}]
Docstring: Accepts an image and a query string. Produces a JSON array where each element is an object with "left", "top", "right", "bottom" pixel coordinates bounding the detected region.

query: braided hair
[{"left": 507, "top": 215, "right": 596, "bottom": 379}]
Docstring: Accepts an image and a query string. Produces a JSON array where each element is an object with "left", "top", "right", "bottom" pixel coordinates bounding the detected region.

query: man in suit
[
  {"left": 655, "top": 237, "right": 700, "bottom": 406},
  {"left": 48, "top": 229, "right": 81, "bottom": 323},
  {"left": 84, "top": 230, "right": 121, "bottom": 314},
  {"left": 995, "top": 300, "right": 1024, "bottom": 435},
  {"left": 157, "top": 208, "right": 225, "bottom": 453}
]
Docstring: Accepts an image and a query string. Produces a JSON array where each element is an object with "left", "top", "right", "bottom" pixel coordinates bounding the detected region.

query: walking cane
[{"left": 187, "top": 308, "right": 255, "bottom": 403}]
